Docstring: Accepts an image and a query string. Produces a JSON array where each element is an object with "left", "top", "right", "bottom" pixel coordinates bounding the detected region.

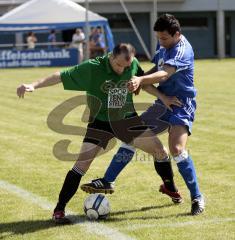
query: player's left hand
[{"left": 128, "top": 76, "right": 142, "bottom": 92}]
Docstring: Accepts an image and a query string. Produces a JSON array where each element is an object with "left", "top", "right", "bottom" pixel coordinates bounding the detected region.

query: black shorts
[{"left": 83, "top": 113, "right": 148, "bottom": 149}]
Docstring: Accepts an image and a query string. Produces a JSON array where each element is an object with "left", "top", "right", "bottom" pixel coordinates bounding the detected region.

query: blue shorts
[{"left": 140, "top": 97, "right": 196, "bottom": 135}]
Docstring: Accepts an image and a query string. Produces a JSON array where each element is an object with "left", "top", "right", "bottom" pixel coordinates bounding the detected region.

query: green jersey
[{"left": 60, "top": 54, "right": 144, "bottom": 121}]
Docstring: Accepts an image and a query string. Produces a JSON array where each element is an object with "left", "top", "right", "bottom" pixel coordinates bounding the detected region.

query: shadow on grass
[
  {"left": 0, "top": 204, "right": 190, "bottom": 238},
  {"left": 0, "top": 219, "right": 58, "bottom": 239},
  {"left": 104, "top": 204, "right": 191, "bottom": 222},
  {"left": 104, "top": 212, "right": 191, "bottom": 222},
  {"left": 110, "top": 203, "right": 174, "bottom": 216},
  {"left": 0, "top": 215, "right": 85, "bottom": 239}
]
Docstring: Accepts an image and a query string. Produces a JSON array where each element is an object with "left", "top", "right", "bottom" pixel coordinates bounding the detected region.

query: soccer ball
[{"left": 84, "top": 193, "right": 110, "bottom": 220}]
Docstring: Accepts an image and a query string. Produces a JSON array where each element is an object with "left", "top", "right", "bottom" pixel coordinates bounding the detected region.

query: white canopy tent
[{"left": 0, "top": 0, "right": 114, "bottom": 50}]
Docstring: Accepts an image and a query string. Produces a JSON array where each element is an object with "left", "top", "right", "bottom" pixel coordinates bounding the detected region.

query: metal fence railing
[{"left": 0, "top": 42, "right": 72, "bottom": 49}]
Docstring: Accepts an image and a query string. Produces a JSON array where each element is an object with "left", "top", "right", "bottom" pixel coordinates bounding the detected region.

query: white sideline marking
[
  {"left": 124, "top": 218, "right": 235, "bottom": 231},
  {"left": 0, "top": 180, "right": 134, "bottom": 240}
]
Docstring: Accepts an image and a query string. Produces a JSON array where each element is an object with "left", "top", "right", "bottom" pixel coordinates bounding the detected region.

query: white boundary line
[
  {"left": 0, "top": 180, "right": 135, "bottom": 240},
  {"left": 123, "top": 218, "right": 235, "bottom": 231}
]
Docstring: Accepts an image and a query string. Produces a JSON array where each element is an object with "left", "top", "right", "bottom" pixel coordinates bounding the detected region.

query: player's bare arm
[
  {"left": 128, "top": 64, "right": 176, "bottom": 92},
  {"left": 144, "top": 65, "right": 158, "bottom": 75},
  {"left": 142, "top": 84, "right": 182, "bottom": 111},
  {"left": 17, "top": 72, "right": 61, "bottom": 98},
  {"left": 133, "top": 65, "right": 158, "bottom": 95}
]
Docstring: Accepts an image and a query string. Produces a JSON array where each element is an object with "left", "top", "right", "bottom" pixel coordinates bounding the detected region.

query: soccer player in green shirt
[{"left": 17, "top": 43, "right": 180, "bottom": 223}]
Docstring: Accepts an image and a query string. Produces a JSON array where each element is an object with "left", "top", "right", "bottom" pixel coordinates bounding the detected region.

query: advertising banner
[{"left": 0, "top": 48, "right": 79, "bottom": 68}]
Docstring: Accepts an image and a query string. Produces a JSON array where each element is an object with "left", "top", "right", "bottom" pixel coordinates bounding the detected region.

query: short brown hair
[{"left": 112, "top": 43, "right": 136, "bottom": 61}]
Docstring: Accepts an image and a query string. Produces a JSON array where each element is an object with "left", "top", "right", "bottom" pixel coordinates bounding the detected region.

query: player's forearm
[
  {"left": 155, "top": 88, "right": 166, "bottom": 101},
  {"left": 32, "top": 72, "right": 61, "bottom": 89},
  {"left": 142, "top": 84, "right": 158, "bottom": 97},
  {"left": 142, "top": 85, "right": 165, "bottom": 101},
  {"left": 140, "top": 70, "right": 169, "bottom": 85},
  {"left": 144, "top": 66, "right": 158, "bottom": 75}
]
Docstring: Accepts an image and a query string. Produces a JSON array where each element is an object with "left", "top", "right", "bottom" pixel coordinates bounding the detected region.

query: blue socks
[
  {"left": 175, "top": 153, "right": 201, "bottom": 200},
  {"left": 104, "top": 145, "right": 202, "bottom": 201},
  {"left": 104, "top": 145, "right": 177, "bottom": 194},
  {"left": 104, "top": 146, "right": 135, "bottom": 182}
]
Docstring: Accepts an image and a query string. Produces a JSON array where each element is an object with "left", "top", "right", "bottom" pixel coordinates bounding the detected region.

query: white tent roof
[
  {"left": 0, "top": 0, "right": 106, "bottom": 24},
  {"left": 0, "top": 0, "right": 114, "bottom": 50}
]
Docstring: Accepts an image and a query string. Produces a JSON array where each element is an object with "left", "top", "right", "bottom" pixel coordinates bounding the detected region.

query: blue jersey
[{"left": 152, "top": 35, "right": 196, "bottom": 98}]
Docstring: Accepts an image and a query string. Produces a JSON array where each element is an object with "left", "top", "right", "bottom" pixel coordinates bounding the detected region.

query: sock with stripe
[
  {"left": 54, "top": 166, "right": 84, "bottom": 212},
  {"left": 175, "top": 154, "right": 201, "bottom": 200}
]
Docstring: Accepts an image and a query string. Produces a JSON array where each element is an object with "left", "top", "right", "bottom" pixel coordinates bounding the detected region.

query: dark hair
[
  {"left": 112, "top": 43, "right": 136, "bottom": 61},
  {"left": 154, "top": 13, "right": 181, "bottom": 36}
]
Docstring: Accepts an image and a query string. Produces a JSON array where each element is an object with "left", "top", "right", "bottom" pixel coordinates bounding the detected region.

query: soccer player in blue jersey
[{"left": 81, "top": 14, "right": 205, "bottom": 215}]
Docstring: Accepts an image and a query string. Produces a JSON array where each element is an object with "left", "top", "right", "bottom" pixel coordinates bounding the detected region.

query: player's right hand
[
  {"left": 17, "top": 84, "right": 35, "bottom": 98},
  {"left": 160, "top": 95, "right": 182, "bottom": 112},
  {"left": 128, "top": 76, "right": 142, "bottom": 92}
]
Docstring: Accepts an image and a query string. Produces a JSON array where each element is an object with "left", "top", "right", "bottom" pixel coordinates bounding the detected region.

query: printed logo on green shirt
[
  {"left": 101, "top": 80, "right": 128, "bottom": 93},
  {"left": 108, "top": 88, "right": 128, "bottom": 108},
  {"left": 101, "top": 80, "right": 129, "bottom": 109}
]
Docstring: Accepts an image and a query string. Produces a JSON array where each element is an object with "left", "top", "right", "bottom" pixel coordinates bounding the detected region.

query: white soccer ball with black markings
[{"left": 84, "top": 193, "right": 110, "bottom": 220}]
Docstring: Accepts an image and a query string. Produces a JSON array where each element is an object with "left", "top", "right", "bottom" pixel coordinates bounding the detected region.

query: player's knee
[
  {"left": 172, "top": 149, "right": 189, "bottom": 163},
  {"left": 170, "top": 144, "right": 184, "bottom": 157},
  {"left": 153, "top": 146, "right": 168, "bottom": 160}
]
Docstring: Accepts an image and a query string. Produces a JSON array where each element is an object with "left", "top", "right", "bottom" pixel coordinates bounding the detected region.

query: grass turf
[{"left": 0, "top": 59, "right": 235, "bottom": 240}]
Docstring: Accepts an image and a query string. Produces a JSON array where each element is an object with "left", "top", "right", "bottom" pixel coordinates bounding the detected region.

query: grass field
[{"left": 0, "top": 59, "right": 235, "bottom": 240}]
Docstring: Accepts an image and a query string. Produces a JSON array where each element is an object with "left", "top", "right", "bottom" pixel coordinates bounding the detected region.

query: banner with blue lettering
[{"left": 0, "top": 48, "right": 79, "bottom": 68}]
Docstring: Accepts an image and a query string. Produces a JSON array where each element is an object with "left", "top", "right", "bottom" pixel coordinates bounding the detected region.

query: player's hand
[
  {"left": 134, "top": 86, "right": 141, "bottom": 95},
  {"left": 160, "top": 95, "right": 182, "bottom": 112},
  {"left": 128, "top": 76, "right": 142, "bottom": 92},
  {"left": 17, "top": 84, "right": 35, "bottom": 98}
]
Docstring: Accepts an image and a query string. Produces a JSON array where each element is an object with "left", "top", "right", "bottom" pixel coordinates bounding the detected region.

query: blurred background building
[{"left": 0, "top": 0, "right": 234, "bottom": 59}]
